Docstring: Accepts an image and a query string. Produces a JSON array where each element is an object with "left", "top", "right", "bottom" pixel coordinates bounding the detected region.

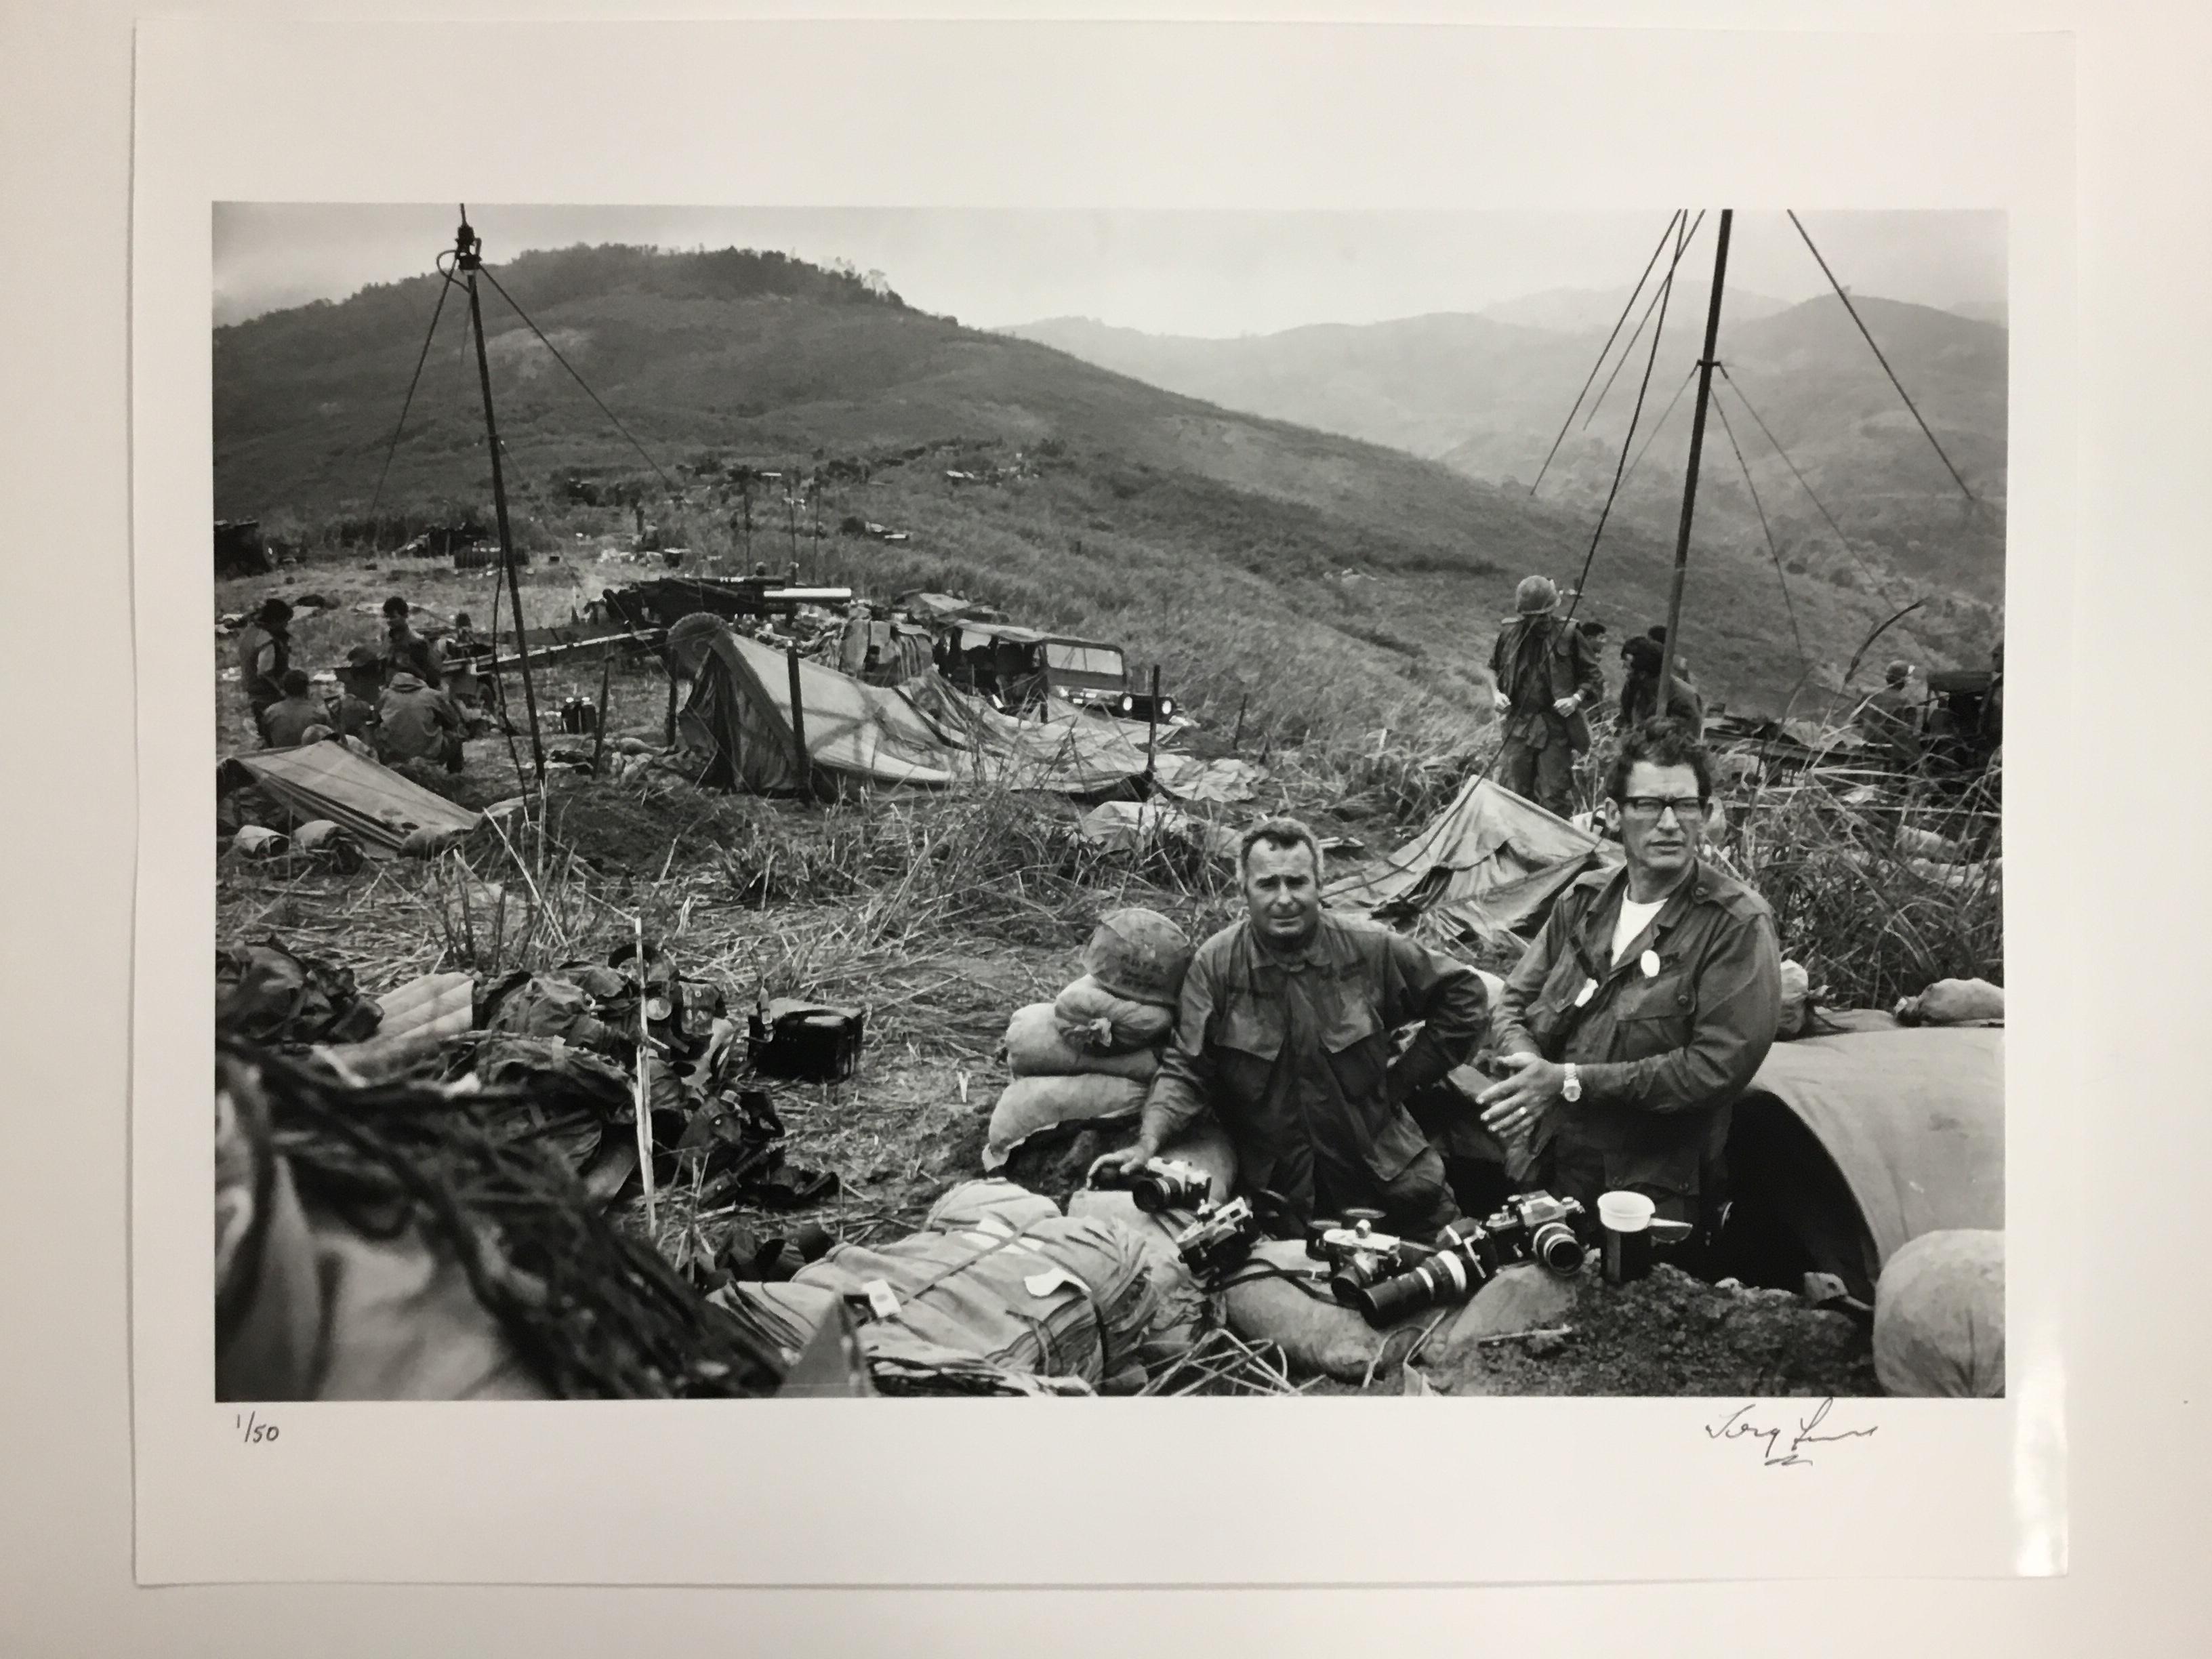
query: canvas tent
[
  {"left": 680, "top": 630, "right": 960, "bottom": 796},
  {"left": 1722, "top": 1017, "right": 2003, "bottom": 1300},
  {"left": 218, "top": 743, "right": 483, "bottom": 855},
  {"left": 1325, "top": 777, "right": 1624, "bottom": 947},
  {"left": 678, "top": 627, "right": 1151, "bottom": 799}
]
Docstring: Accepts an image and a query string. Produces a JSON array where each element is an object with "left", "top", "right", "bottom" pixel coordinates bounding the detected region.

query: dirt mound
[{"left": 1422, "top": 1263, "right": 1877, "bottom": 1397}]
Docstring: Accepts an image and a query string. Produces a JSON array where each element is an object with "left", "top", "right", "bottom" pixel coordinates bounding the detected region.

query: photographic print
[{"left": 209, "top": 201, "right": 2005, "bottom": 1408}]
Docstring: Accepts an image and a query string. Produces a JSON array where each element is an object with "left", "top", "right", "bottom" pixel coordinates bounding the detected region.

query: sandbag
[
  {"left": 1004, "top": 1002, "right": 1161, "bottom": 1082},
  {"left": 1872, "top": 1229, "right": 2005, "bottom": 1397},
  {"left": 984, "top": 1073, "right": 1149, "bottom": 1170},
  {"left": 1896, "top": 977, "right": 2005, "bottom": 1026},
  {"left": 925, "top": 1177, "right": 1063, "bottom": 1235},
  {"left": 1215, "top": 1237, "right": 1431, "bottom": 1381},
  {"left": 1054, "top": 975, "right": 1176, "bottom": 1055}
]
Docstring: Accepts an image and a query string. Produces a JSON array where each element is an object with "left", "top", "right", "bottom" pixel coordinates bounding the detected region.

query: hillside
[
  {"left": 1006, "top": 293, "right": 2007, "bottom": 633},
  {"left": 1477, "top": 283, "right": 1791, "bottom": 333},
  {"left": 214, "top": 243, "right": 1978, "bottom": 731}
]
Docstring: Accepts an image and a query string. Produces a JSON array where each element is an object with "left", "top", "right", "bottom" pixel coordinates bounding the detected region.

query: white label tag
[
  {"left": 862, "top": 1279, "right": 901, "bottom": 1320},
  {"left": 1640, "top": 949, "right": 1661, "bottom": 979},
  {"left": 1023, "top": 1265, "right": 1090, "bottom": 1301},
  {"left": 1573, "top": 978, "right": 1597, "bottom": 1007}
]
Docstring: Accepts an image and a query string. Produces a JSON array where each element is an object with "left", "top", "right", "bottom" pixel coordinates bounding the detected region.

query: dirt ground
[{"left": 1416, "top": 1263, "right": 1878, "bottom": 1397}]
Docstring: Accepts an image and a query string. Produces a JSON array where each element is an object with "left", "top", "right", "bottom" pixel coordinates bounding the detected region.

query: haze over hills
[
  {"left": 1476, "top": 283, "right": 1791, "bottom": 333},
  {"left": 1005, "top": 291, "right": 2007, "bottom": 624},
  {"left": 215, "top": 243, "right": 1994, "bottom": 734}
]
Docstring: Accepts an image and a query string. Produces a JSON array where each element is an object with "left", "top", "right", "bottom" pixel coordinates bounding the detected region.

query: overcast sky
[{"left": 213, "top": 205, "right": 2004, "bottom": 335}]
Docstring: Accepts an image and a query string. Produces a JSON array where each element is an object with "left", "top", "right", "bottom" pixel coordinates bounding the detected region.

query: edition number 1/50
[{"left": 235, "top": 1410, "right": 280, "bottom": 1445}]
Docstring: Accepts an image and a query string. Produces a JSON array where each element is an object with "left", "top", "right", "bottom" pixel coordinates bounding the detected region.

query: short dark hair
[
  {"left": 1238, "top": 815, "right": 1323, "bottom": 884},
  {"left": 257, "top": 597, "right": 292, "bottom": 625},
  {"left": 383, "top": 595, "right": 411, "bottom": 618},
  {"left": 1607, "top": 718, "right": 1714, "bottom": 802},
  {"left": 1645, "top": 624, "right": 1668, "bottom": 644},
  {"left": 280, "top": 668, "right": 310, "bottom": 695}
]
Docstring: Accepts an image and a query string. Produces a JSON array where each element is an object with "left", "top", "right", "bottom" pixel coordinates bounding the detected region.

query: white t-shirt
[{"left": 1612, "top": 895, "right": 1666, "bottom": 964}]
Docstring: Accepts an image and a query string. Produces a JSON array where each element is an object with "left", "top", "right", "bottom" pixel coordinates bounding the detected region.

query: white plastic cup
[{"left": 1598, "top": 1189, "right": 1656, "bottom": 1284}]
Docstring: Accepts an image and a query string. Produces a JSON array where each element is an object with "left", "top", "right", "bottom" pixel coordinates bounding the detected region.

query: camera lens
[
  {"left": 1531, "top": 1221, "right": 1584, "bottom": 1275},
  {"left": 1356, "top": 1251, "right": 1469, "bottom": 1327},
  {"left": 1131, "top": 1176, "right": 1166, "bottom": 1212}
]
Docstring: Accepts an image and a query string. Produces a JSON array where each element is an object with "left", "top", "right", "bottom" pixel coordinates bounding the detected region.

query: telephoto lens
[{"left": 1355, "top": 1248, "right": 1477, "bottom": 1328}]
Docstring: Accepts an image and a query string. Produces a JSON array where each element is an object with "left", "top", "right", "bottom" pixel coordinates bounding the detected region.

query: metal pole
[
  {"left": 786, "top": 642, "right": 813, "bottom": 798},
  {"left": 458, "top": 213, "right": 546, "bottom": 786},
  {"left": 1145, "top": 664, "right": 1160, "bottom": 781},
  {"left": 1658, "top": 208, "right": 1733, "bottom": 716}
]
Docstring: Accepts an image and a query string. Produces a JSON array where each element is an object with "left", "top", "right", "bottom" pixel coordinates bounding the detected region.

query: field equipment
[
  {"left": 1172, "top": 1197, "right": 1263, "bottom": 1277},
  {"left": 1347, "top": 1193, "right": 1588, "bottom": 1328},
  {"left": 1086, "top": 1155, "right": 1214, "bottom": 1214},
  {"left": 747, "top": 998, "right": 866, "bottom": 1083},
  {"left": 1305, "top": 1208, "right": 1424, "bottom": 1307}
]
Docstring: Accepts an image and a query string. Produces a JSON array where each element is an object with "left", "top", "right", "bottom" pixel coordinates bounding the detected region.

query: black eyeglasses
[{"left": 1618, "top": 796, "right": 1708, "bottom": 823}]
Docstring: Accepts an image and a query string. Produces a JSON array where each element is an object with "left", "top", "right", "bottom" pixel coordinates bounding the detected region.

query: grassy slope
[{"left": 215, "top": 244, "right": 1947, "bottom": 728}]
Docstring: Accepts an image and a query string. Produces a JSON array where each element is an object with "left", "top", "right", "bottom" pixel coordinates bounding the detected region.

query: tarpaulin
[
  {"left": 220, "top": 742, "right": 481, "bottom": 855},
  {"left": 1324, "top": 776, "right": 1623, "bottom": 947},
  {"left": 1730, "top": 1021, "right": 2003, "bottom": 1298},
  {"left": 680, "top": 628, "right": 960, "bottom": 795}
]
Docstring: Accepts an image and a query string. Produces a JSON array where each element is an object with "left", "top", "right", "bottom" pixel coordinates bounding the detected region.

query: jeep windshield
[{"left": 1042, "top": 640, "right": 1126, "bottom": 695}]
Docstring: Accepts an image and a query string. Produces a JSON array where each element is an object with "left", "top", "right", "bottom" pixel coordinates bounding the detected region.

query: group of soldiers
[{"left": 234, "top": 594, "right": 485, "bottom": 773}]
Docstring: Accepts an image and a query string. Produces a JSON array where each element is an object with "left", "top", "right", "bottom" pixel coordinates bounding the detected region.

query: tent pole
[
  {"left": 787, "top": 642, "right": 813, "bottom": 798},
  {"left": 1658, "top": 207, "right": 1734, "bottom": 714},
  {"left": 456, "top": 209, "right": 546, "bottom": 789}
]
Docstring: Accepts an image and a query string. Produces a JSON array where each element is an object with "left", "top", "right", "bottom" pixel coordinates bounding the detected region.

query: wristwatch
[{"left": 1561, "top": 1063, "right": 1582, "bottom": 1103}]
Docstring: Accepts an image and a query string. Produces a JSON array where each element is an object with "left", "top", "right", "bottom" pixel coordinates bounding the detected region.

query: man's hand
[
  {"left": 1492, "top": 689, "right": 1512, "bottom": 716},
  {"left": 1087, "top": 1139, "right": 1158, "bottom": 1187},
  {"left": 1476, "top": 1050, "right": 1568, "bottom": 1141},
  {"left": 1552, "top": 695, "right": 1580, "bottom": 717}
]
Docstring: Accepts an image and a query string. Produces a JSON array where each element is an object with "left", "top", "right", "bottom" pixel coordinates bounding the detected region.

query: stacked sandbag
[
  {"left": 1872, "top": 1229, "right": 2005, "bottom": 1397},
  {"left": 985, "top": 909, "right": 1193, "bottom": 1171}
]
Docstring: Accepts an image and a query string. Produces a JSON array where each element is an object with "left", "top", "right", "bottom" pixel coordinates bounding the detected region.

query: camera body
[
  {"left": 1128, "top": 1158, "right": 1214, "bottom": 1214},
  {"left": 1476, "top": 1191, "right": 1588, "bottom": 1275},
  {"left": 1173, "top": 1196, "right": 1261, "bottom": 1277},
  {"left": 1090, "top": 1156, "right": 1214, "bottom": 1214},
  {"left": 1348, "top": 1191, "right": 1587, "bottom": 1328},
  {"left": 1306, "top": 1209, "right": 1423, "bottom": 1307}
]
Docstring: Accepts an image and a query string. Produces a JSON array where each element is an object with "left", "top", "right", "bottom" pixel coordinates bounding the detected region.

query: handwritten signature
[{"left": 1703, "top": 1397, "right": 1878, "bottom": 1467}]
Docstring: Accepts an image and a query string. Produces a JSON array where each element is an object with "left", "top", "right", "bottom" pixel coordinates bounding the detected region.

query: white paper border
[{"left": 131, "top": 17, "right": 2072, "bottom": 1586}]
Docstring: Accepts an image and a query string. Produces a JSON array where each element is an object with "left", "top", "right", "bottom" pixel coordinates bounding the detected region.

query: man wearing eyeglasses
[{"left": 1474, "top": 719, "right": 1782, "bottom": 1229}]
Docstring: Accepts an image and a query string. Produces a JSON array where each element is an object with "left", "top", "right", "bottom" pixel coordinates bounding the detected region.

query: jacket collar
[{"left": 1570, "top": 858, "right": 1715, "bottom": 979}]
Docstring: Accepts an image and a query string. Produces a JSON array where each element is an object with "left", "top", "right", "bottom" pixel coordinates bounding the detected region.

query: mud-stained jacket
[
  {"left": 1141, "top": 912, "right": 1490, "bottom": 1233},
  {"left": 1489, "top": 614, "right": 1605, "bottom": 754},
  {"left": 1495, "top": 859, "right": 1782, "bottom": 1201}
]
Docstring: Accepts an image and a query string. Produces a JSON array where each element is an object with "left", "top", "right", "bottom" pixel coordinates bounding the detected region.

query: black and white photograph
[{"left": 208, "top": 201, "right": 2005, "bottom": 1407}]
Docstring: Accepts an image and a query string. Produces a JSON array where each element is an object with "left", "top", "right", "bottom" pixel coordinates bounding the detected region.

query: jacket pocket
[
  {"left": 1217, "top": 996, "right": 1285, "bottom": 1062},
  {"left": 1320, "top": 1002, "right": 1387, "bottom": 1108},
  {"left": 1601, "top": 1141, "right": 1702, "bottom": 1204}
]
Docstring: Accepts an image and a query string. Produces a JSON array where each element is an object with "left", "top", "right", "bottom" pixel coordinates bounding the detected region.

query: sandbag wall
[{"left": 984, "top": 909, "right": 1194, "bottom": 1171}]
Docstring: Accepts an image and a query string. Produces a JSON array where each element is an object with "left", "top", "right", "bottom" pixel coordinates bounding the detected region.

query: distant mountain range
[
  {"left": 1004, "top": 291, "right": 2007, "bottom": 615},
  {"left": 213, "top": 243, "right": 2002, "bottom": 729}
]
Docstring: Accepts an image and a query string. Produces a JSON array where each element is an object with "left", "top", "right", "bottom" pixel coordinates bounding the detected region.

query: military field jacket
[
  {"left": 1494, "top": 859, "right": 1781, "bottom": 1176},
  {"left": 1141, "top": 912, "right": 1488, "bottom": 1226},
  {"left": 1489, "top": 615, "right": 1605, "bottom": 752}
]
